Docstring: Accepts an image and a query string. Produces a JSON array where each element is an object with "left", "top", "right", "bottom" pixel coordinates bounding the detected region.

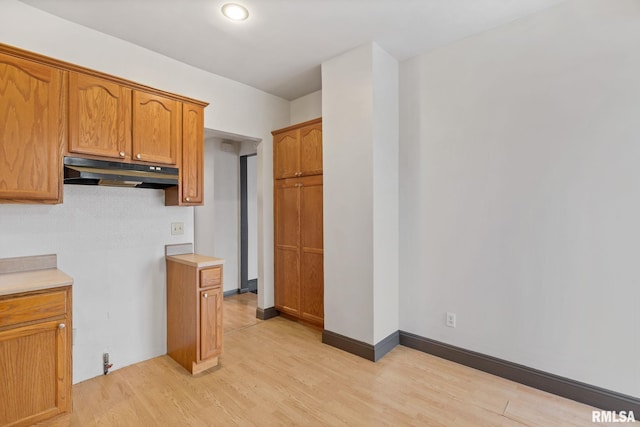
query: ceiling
[{"left": 20, "top": 0, "right": 566, "bottom": 100}]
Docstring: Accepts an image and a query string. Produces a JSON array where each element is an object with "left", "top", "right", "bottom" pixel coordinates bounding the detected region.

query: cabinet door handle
[
  {"left": 58, "top": 323, "right": 66, "bottom": 329},
  {"left": 119, "top": 151, "right": 126, "bottom": 157},
  {"left": 203, "top": 293, "right": 208, "bottom": 299},
  {"left": 136, "top": 153, "right": 142, "bottom": 159},
  {"left": 185, "top": 197, "right": 191, "bottom": 202}
]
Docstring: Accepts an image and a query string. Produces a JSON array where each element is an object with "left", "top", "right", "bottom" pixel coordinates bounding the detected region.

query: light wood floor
[{"left": 42, "top": 293, "right": 633, "bottom": 426}]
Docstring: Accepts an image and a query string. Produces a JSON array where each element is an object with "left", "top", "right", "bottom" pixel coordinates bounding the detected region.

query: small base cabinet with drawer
[
  {"left": 166, "top": 254, "right": 224, "bottom": 375},
  {"left": 0, "top": 286, "right": 72, "bottom": 427}
]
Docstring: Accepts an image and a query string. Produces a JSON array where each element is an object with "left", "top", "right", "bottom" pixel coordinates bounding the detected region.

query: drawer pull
[
  {"left": 203, "top": 293, "right": 208, "bottom": 299},
  {"left": 58, "top": 323, "right": 66, "bottom": 329}
]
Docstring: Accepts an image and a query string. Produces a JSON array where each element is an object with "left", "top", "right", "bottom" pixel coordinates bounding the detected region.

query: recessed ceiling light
[{"left": 221, "top": 3, "right": 249, "bottom": 21}]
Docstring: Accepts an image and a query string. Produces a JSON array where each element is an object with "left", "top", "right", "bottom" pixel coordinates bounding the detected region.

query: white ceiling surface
[{"left": 20, "top": 0, "right": 566, "bottom": 100}]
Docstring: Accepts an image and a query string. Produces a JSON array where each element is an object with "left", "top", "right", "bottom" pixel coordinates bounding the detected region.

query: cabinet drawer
[
  {"left": 200, "top": 267, "right": 222, "bottom": 288},
  {"left": 0, "top": 290, "right": 67, "bottom": 328}
]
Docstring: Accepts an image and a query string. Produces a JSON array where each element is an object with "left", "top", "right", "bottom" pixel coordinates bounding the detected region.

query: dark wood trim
[
  {"left": 374, "top": 331, "right": 400, "bottom": 362},
  {"left": 256, "top": 306, "right": 279, "bottom": 321},
  {"left": 271, "top": 117, "right": 322, "bottom": 136},
  {"left": 0, "top": 42, "right": 208, "bottom": 107},
  {"left": 322, "top": 330, "right": 400, "bottom": 362},
  {"left": 322, "top": 330, "right": 375, "bottom": 361},
  {"left": 399, "top": 331, "right": 640, "bottom": 414},
  {"left": 223, "top": 289, "right": 239, "bottom": 297}
]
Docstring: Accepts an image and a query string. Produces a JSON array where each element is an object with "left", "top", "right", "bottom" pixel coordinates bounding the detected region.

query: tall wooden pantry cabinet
[{"left": 272, "top": 118, "right": 324, "bottom": 327}]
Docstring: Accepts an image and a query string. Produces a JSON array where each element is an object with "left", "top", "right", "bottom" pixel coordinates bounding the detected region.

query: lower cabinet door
[
  {"left": 200, "top": 287, "right": 223, "bottom": 360},
  {"left": 0, "top": 318, "right": 70, "bottom": 426}
]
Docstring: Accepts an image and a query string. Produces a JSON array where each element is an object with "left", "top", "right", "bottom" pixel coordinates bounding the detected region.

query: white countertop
[
  {"left": 166, "top": 253, "right": 225, "bottom": 268},
  {"left": 0, "top": 268, "right": 73, "bottom": 296}
]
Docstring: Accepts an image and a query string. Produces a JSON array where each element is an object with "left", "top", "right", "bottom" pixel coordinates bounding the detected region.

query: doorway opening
[{"left": 240, "top": 153, "right": 258, "bottom": 294}]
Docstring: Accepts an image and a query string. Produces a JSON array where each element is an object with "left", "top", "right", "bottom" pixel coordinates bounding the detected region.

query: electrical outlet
[
  {"left": 171, "top": 222, "right": 184, "bottom": 235},
  {"left": 446, "top": 312, "right": 457, "bottom": 328}
]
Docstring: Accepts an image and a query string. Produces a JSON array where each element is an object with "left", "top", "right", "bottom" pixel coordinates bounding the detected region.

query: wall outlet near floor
[
  {"left": 446, "top": 312, "right": 457, "bottom": 328},
  {"left": 171, "top": 222, "right": 184, "bottom": 235}
]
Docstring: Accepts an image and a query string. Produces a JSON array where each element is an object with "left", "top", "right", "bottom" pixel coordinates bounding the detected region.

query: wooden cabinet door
[
  {"left": 0, "top": 53, "right": 64, "bottom": 203},
  {"left": 274, "top": 129, "right": 299, "bottom": 180},
  {"left": 200, "top": 287, "right": 223, "bottom": 361},
  {"left": 274, "top": 180, "right": 301, "bottom": 315},
  {"left": 0, "top": 318, "right": 70, "bottom": 426},
  {"left": 181, "top": 103, "right": 204, "bottom": 205},
  {"left": 299, "top": 122, "right": 322, "bottom": 177},
  {"left": 132, "top": 90, "right": 180, "bottom": 165},
  {"left": 69, "top": 72, "right": 131, "bottom": 160},
  {"left": 299, "top": 176, "right": 324, "bottom": 326}
]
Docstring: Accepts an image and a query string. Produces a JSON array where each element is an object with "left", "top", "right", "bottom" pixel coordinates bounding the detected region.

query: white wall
[
  {"left": 290, "top": 90, "right": 322, "bottom": 125},
  {"left": 372, "top": 45, "right": 399, "bottom": 344},
  {"left": 0, "top": 186, "right": 192, "bottom": 382},
  {"left": 213, "top": 139, "right": 241, "bottom": 293},
  {"left": 323, "top": 44, "right": 374, "bottom": 344},
  {"left": 322, "top": 43, "right": 399, "bottom": 345},
  {"left": 194, "top": 137, "right": 216, "bottom": 259},
  {"left": 399, "top": 0, "right": 640, "bottom": 397},
  {"left": 0, "top": 0, "right": 289, "bottom": 382}
]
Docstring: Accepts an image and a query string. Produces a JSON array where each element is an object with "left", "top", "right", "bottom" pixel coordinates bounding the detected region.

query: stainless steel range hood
[{"left": 64, "top": 157, "right": 178, "bottom": 189}]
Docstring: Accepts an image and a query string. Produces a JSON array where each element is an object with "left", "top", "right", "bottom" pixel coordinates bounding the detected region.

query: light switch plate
[{"left": 171, "top": 222, "right": 184, "bottom": 235}]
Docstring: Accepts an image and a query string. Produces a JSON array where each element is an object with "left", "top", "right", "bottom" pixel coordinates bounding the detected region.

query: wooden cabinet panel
[
  {"left": 0, "top": 290, "right": 67, "bottom": 328},
  {"left": 301, "top": 252, "right": 324, "bottom": 325},
  {"left": 132, "top": 91, "right": 180, "bottom": 165},
  {"left": 68, "top": 72, "right": 131, "bottom": 160},
  {"left": 0, "top": 287, "right": 71, "bottom": 427},
  {"left": 299, "top": 122, "right": 323, "bottom": 177},
  {"left": 275, "top": 248, "right": 300, "bottom": 315},
  {"left": 0, "top": 52, "right": 64, "bottom": 203},
  {"left": 181, "top": 103, "right": 204, "bottom": 204},
  {"left": 275, "top": 182, "right": 300, "bottom": 247},
  {"left": 300, "top": 178, "right": 323, "bottom": 249},
  {"left": 166, "top": 102, "right": 203, "bottom": 206},
  {"left": 274, "top": 130, "right": 299, "bottom": 180},
  {"left": 299, "top": 176, "right": 323, "bottom": 324},
  {"left": 200, "top": 266, "right": 222, "bottom": 288},
  {"left": 200, "top": 287, "right": 223, "bottom": 360}
]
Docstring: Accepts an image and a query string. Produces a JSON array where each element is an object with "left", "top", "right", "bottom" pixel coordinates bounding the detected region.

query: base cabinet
[
  {"left": 166, "top": 258, "right": 223, "bottom": 375},
  {"left": 0, "top": 286, "right": 72, "bottom": 427}
]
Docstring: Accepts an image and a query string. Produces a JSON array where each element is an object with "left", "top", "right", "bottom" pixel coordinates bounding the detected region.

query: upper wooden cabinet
[
  {"left": 132, "top": 91, "right": 181, "bottom": 165},
  {"left": 69, "top": 77, "right": 185, "bottom": 166},
  {"left": 273, "top": 118, "right": 322, "bottom": 180},
  {"left": 69, "top": 72, "right": 132, "bottom": 160},
  {"left": 0, "top": 51, "right": 65, "bottom": 204},
  {"left": 0, "top": 42, "right": 208, "bottom": 206},
  {"left": 165, "top": 102, "right": 204, "bottom": 206}
]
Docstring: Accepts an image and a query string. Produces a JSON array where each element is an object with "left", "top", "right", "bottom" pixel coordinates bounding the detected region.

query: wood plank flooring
[{"left": 40, "top": 293, "right": 636, "bottom": 426}]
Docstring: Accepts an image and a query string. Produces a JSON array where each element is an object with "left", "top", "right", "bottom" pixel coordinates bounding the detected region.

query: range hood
[{"left": 64, "top": 157, "right": 178, "bottom": 189}]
